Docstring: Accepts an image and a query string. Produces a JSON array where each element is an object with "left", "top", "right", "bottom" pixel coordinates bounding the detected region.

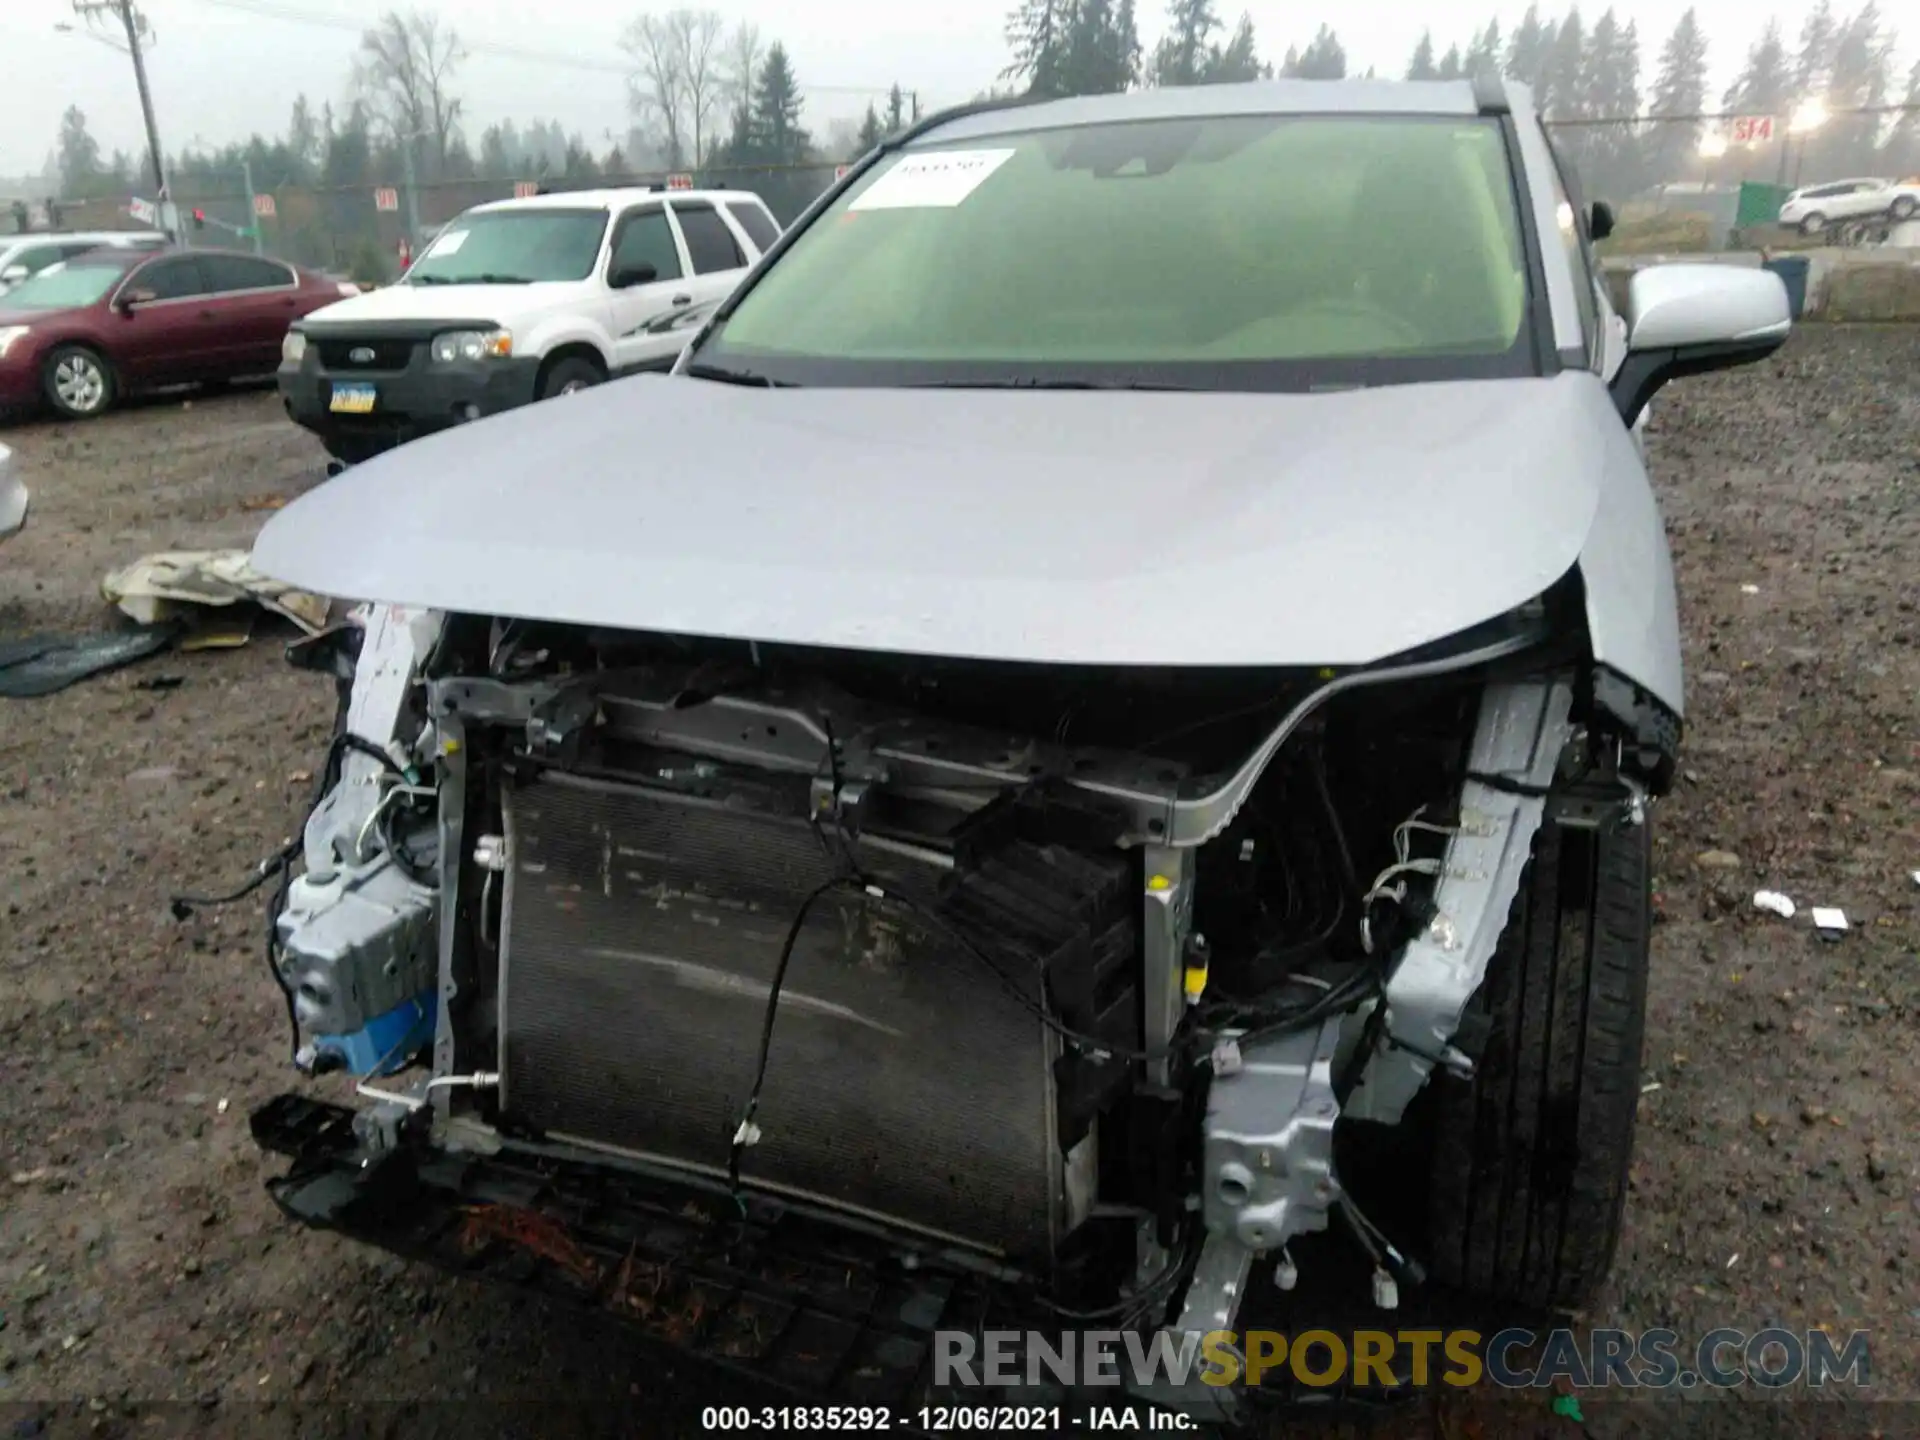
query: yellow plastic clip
[{"left": 1183, "top": 957, "right": 1209, "bottom": 1004}]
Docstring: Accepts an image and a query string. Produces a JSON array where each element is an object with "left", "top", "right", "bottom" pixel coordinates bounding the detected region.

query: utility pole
[
  {"left": 400, "top": 138, "right": 422, "bottom": 256},
  {"left": 71, "top": 0, "right": 176, "bottom": 241}
]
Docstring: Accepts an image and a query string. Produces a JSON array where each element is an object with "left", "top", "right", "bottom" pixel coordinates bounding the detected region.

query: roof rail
[{"left": 1470, "top": 70, "right": 1510, "bottom": 116}]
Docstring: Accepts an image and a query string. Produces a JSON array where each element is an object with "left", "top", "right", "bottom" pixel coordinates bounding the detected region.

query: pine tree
[
  {"left": 1063, "top": 0, "right": 1141, "bottom": 94},
  {"left": 1882, "top": 58, "right": 1920, "bottom": 177},
  {"left": 743, "top": 43, "right": 809, "bottom": 164},
  {"left": 1793, "top": 0, "right": 1837, "bottom": 100},
  {"left": 1646, "top": 8, "right": 1708, "bottom": 185},
  {"left": 1204, "top": 14, "right": 1267, "bottom": 82},
  {"left": 1505, "top": 5, "right": 1552, "bottom": 93},
  {"left": 1436, "top": 45, "right": 1465, "bottom": 81},
  {"left": 885, "top": 83, "right": 907, "bottom": 133},
  {"left": 1290, "top": 25, "right": 1346, "bottom": 80},
  {"left": 1818, "top": 2, "right": 1894, "bottom": 174},
  {"left": 57, "top": 106, "right": 104, "bottom": 196},
  {"left": 1465, "top": 20, "right": 1502, "bottom": 79},
  {"left": 1579, "top": 9, "right": 1643, "bottom": 198},
  {"left": 1722, "top": 18, "right": 1791, "bottom": 117},
  {"left": 1542, "top": 9, "right": 1586, "bottom": 117},
  {"left": 287, "top": 95, "right": 322, "bottom": 181},
  {"left": 1006, "top": 0, "right": 1076, "bottom": 97},
  {"left": 857, "top": 103, "right": 884, "bottom": 151},
  {"left": 1407, "top": 32, "right": 1438, "bottom": 82},
  {"left": 1150, "top": 0, "right": 1220, "bottom": 88}
]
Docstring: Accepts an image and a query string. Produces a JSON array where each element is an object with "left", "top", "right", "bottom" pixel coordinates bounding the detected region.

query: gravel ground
[{"left": 0, "top": 335, "right": 1915, "bottom": 1438}]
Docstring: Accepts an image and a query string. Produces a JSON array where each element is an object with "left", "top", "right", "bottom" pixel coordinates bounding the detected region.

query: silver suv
[{"left": 243, "top": 77, "right": 1789, "bottom": 1422}]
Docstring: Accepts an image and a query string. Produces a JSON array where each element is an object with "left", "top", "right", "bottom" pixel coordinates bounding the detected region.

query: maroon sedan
[{"left": 0, "top": 247, "right": 354, "bottom": 420}]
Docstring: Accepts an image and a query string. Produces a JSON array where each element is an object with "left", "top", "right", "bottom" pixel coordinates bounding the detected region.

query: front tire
[
  {"left": 1799, "top": 212, "right": 1827, "bottom": 236},
  {"left": 1425, "top": 809, "right": 1651, "bottom": 1312},
  {"left": 43, "top": 345, "right": 116, "bottom": 419},
  {"left": 539, "top": 356, "right": 604, "bottom": 399},
  {"left": 1891, "top": 196, "right": 1917, "bottom": 221}
]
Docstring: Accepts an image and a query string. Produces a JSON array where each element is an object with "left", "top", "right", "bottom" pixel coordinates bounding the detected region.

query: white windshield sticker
[
  {"left": 425, "top": 229, "right": 467, "bottom": 256},
  {"left": 848, "top": 148, "right": 1016, "bottom": 211}
]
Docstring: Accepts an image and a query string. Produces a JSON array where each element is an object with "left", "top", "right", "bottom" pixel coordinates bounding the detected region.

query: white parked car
[
  {"left": 277, "top": 185, "right": 783, "bottom": 463},
  {"left": 1778, "top": 177, "right": 1919, "bottom": 234},
  {"left": 0, "top": 230, "right": 168, "bottom": 297}
]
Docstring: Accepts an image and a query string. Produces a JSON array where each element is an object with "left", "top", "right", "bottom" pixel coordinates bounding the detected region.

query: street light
[{"left": 1697, "top": 132, "right": 1729, "bottom": 160}]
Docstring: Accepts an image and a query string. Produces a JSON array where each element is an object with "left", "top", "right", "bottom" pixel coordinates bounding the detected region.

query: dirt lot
[{"left": 1, "top": 336, "right": 1916, "bottom": 1438}]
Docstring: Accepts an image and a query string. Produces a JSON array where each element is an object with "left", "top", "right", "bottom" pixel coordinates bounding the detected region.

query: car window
[
  {"left": 1539, "top": 129, "right": 1600, "bottom": 359},
  {"left": 724, "top": 200, "right": 780, "bottom": 253},
  {"left": 407, "top": 208, "right": 609, "bottom": 285},
  {"left": 704, "top": 114, "right": 1533, "bottom": 389},
  {"left": 198, "top": 254, "right": 295, "bottom": 292},
  {"left": 129, "top": 256, "right": 209, "bottom": 301},
  {"left": 608, "top": 207, "right": 683, "bottom": 282},
  {"left": 670, "top": 203, "right": 745, "bottom": 274}
]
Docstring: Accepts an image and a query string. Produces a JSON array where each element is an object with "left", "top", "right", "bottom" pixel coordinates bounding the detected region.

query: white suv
[
  {"left": 278, "top": 186, "right": 782, "bottom": 463},
  {"left": 1778, "top": 176, "right": 1919, "bottom": 234}
]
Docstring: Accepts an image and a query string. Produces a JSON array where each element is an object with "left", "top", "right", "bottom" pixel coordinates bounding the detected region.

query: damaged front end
[{"left": 251, "top": 575, "right": 1666, "bottom": 1419}]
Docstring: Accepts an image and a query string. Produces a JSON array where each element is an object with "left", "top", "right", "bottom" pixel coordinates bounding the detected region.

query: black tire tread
[{"left": 1427, "top": 812, "right": 1651, "bottom": 1311}]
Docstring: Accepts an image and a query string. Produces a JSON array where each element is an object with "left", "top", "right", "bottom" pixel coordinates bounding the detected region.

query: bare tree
[
  {"left": 672, "top": 10, "right": 727, "bottom": 166},
  {"left": 621, "top": 14, "right": 687, "bottom": 168},
  {"left": 355, "top": 9, "right": 465, "bottom": 174}
]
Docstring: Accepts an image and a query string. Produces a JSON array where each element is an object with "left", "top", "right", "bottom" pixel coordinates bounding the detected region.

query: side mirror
[
  {"left": 1609, "top": 264, "right": 1791, "bottom": 428},
  {"left": 0, "top": 265, "right": 27, "bottom": 285},
  {"left": 117, "top": 288, "right": 157, "bottom": 311},
  {"left": 1588, "top": 201, "right": 1615, "bottom": 242},
  {"left": 608, "top": 262, "right": 658, "bottom": 290}
]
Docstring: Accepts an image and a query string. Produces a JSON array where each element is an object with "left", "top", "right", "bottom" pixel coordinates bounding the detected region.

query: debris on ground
[
  {"left": 1695, "top": 849, "right": 1741, "bottom": 869},
  {"left": 1810, "top": 907, "right": 1849, "bottom": 938},
  {"left": 1753, "top": 890, "right": 1796, "bottom": 918},
  {"left": 101, "top": 549, "right": 330, "bottom": 638},
  {"left": 0, "top": 625, "right": 179, "bottom": 698}
]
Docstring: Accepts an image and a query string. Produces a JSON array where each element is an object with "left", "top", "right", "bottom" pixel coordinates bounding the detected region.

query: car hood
[
  {"left": 296, "top": 281, "right": 578, "bottom": 330},
  {"left": 252, "top": 372, "right": 1618, "bottom": 668}
]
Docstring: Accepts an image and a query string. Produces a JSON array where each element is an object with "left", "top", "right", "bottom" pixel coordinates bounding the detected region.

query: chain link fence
[{"left": 36, "top": 160, "right": 851, "bottom": 282}]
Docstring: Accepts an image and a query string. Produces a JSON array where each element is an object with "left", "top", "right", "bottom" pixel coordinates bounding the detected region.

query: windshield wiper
[{"left": 682, "top": 361, "right": 787, "bottom": 388}]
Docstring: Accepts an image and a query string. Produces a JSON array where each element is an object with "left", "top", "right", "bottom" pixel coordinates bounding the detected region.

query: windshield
[
  {"left": 0, "top": 261, "right": 125, "bottom": 310},
  {"left": 405, "top": 208, "right": 609, "bottom": 284},
  {"left": 697, "top": 114, "right": 1535, "bottom": 390}
]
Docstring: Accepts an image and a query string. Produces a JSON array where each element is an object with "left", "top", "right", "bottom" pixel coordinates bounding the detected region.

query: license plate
[{"left": 329, "top": 382, "right": 376, "bottom": 414}]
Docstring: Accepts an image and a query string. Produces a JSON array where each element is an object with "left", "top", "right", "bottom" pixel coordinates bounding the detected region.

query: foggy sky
[{"left": 0, "top": 0, "right": 1896, "bottom": 180}]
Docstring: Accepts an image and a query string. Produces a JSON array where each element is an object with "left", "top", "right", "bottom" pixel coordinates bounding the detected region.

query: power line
[{"left": 174, "top": 0, "right": 918, "bottom": 96}]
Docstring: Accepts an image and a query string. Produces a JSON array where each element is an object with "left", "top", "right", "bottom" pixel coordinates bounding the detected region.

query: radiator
[{"left": 496, "top": 768, "right": 1130, "bottom": 1259}]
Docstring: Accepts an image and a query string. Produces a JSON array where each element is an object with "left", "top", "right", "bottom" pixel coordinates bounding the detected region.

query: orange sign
[
  {"left": 513, "top": 181, "right": 539, "bottom": 198},
  {"left": 667, "top": 173, "right": 694, "bottom": 190},
  {"left": 374, "top": 187, "right": 399, "bottom": 212},
  {"left": 252, "top": 192, "right": 276, "bottom": 218}
]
